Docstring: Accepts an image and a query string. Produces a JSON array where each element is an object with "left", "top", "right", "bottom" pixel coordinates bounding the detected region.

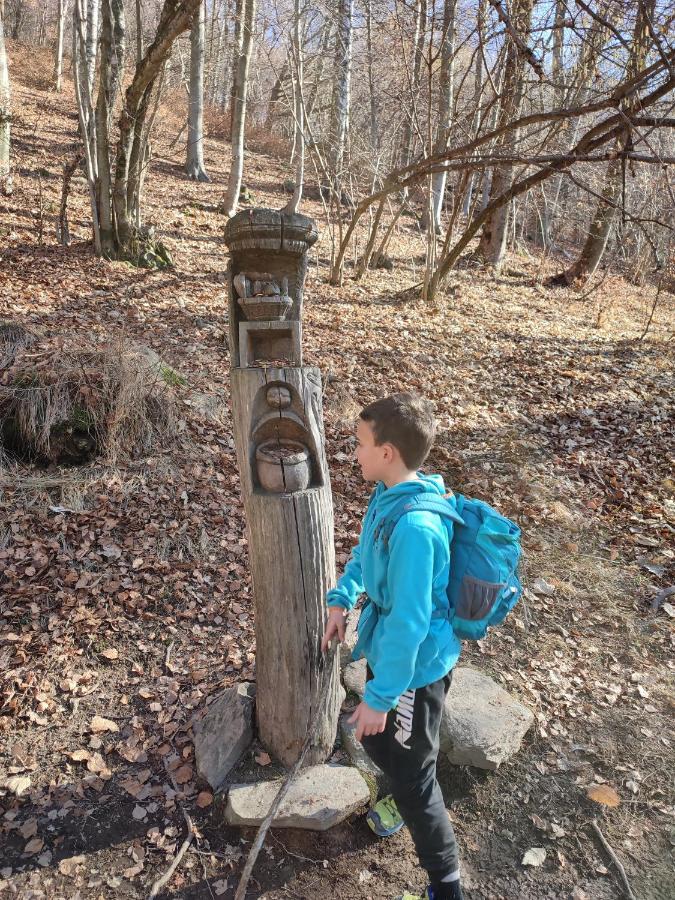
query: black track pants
[{"left": 361, "top": 667, "right": 460, "bottom": 880}]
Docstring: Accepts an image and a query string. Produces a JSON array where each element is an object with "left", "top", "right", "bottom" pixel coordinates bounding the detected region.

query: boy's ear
[{"left": 381, "top": 442, "right": 396, "bottom": 462}]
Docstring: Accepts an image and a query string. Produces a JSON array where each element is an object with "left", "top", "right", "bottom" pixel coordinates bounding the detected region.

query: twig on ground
[
  {"left": 164, "top": 640, "right": 175, "bottom": 674},
  {"left": 147, "top": 764, "right": 196, "bottom": 898},
  {"left": 590, "top": 819, "right": 637, "bottom": 900},
  {"left": 234, "top": 643, "right": 338, "bottom": 900}
]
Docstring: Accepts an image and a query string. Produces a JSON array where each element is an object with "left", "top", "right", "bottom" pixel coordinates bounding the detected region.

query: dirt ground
[{"left": 1, "top": 43, "right": 674, "bottom": 900}]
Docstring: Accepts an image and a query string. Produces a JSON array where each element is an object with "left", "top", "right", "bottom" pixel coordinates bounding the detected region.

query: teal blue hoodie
[{"left": 327, "top": 474, "right": 461, "bottom": 712}]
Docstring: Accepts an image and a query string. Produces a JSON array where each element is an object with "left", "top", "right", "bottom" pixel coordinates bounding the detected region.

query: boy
[{"left": 321, "top": 393, "right": 464, "bottom": 900}]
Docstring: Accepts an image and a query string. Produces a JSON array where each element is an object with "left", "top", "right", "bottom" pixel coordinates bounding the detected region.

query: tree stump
[{"left": 224, "top": 209, "right": 341, "bottom": 767}]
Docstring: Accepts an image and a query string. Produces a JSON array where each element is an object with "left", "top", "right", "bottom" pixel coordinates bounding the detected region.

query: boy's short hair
[{"left": 360, "top": 393, "right": 436, "bottom": 470}]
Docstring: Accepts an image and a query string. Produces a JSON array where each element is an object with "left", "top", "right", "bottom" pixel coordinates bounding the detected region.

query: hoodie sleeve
[
  {"left": 326, "top": 534, "right": 364, "bottom": 611},
  {"left": 364, "top": 519, "right": 435, "bottom": 712}
]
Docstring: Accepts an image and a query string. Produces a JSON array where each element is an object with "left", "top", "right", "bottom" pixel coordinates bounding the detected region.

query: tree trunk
[
  {"left": 422, "top": 0, "right": 456, "bottom": 232},
  {"left": 476, "top": 0, "right": 533, "bottom": 270},
  {"left": 283, "top": 0, "right": 304, "bottom": 214},
  {"left": 399, "top": 0, "right": 427, "bottom": 169},
  {"left": 95, "top": 0, "right": 125, "bottom": 256},
  {"left": 365, "top": 0, "right": 378, "bottom": 153},
  {"left": 462, "top": 0, "right": 486, "bottom": 216},
  {"left": 0, "top": 1, "right": 10, "bottom": 188},
  {"left": 186, "top": 0, "right": 209, "bottom": 180},
  {"left": 329, "top": 0, "right": 352, "bottom": 181},
  {"left": 222, "top": 0, "right": 255, "bottom": 218},
  {"left": 85, "top": 0, "right": 99, "bottom": 92},
  {"left": 559, "top": 1, "right": 655, "bottom": 284},
  {"left": 135, "top": 0, "right": 143, "bottom": 62},
  {"left": 53, "top": 0, "right": 66, "bottom": 92},
  {"left": 112, "top": 0, "right": 201, "bottom": 256}
]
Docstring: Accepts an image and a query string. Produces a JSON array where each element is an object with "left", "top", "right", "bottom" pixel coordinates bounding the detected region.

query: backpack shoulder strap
[{"left": 376, "top": 493, "right": 464, "bottom": 548}]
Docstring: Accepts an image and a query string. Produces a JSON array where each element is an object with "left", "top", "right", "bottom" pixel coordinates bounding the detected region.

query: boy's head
[{"left": 356, "top": 393, "right": 436, "bottom": 483}]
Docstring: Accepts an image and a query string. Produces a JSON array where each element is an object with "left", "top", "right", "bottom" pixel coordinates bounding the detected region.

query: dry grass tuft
[{"left": 0, "top": 329, "right": 183, "bottom": 466}]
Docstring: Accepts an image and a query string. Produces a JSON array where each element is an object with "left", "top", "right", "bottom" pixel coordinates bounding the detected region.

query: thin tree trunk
[
  {"left": 228, "top": 0, "right": 243, "bottom": 130},
  {"left": 0, "top": 1, "right": 10, "bottom": 188},
  {"left": 329, "top": 0, "right": 353, "bottom": 182},
  {"left": 135, "top": 0, "right": 143, "bottom": 62},
  {"left": 112, "top": 0, "right": 201, "bottom": 255},
  {"left": 222, "top": 0, "right": 255, "bottom": 218},
  {"left": 422, "top": 0, "right": 456, "bottom": 232},
  {"left": 85, "top": 0, "right": 99, "bottom": 92},
  {"left": 462, "top": 0, "right": 486, "bottom": 216},
  {"left": 283, "top": 0, "right": 304, "bottom": 214},
  {"left": 559, "top": 1, "right": 655, "bottom": 284},
  {"left": 73, "top": 0, "right": 101, "bottom": 254},
  {"left": 53, "top": 0, "right": 66, "bottom": 92},
  {"left": 95, "top": 0, "right": 125, "bottom": 256},
  {"left": 476, "top": 0, "right": 533, "bottom": 270},
  {"left": 186, "top": 0, "right": 209, "bottom": 180},
  {"left": 306, "top": 16, "right": 330, "bottom": 120},
  {"left": 365, "top": 0, "right": 378, "bottom": 153},
  {"left": 400, "top": 0, "right": 427, "bottom": 169}
]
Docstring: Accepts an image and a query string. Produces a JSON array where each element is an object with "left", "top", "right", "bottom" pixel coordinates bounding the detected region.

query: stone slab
[
  {"left": 225, "top": 764, "right": 370, "bottom": 831},
  {"left": 194, "top": 682, "right": 255, "bottom": 790},
  {"left": 440, "top": 667, "right": 534, "bottom": 770}
]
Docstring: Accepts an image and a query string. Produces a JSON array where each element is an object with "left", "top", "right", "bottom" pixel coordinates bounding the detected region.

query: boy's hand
[
  {"left": 321, "top": 606, "right": 347, "bottom": 653},
  {"left": 348, "top": 701, "right": 387, "bottom": 742}
]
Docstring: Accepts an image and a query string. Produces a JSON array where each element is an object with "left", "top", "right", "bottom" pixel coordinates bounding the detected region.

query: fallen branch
[
  {"left": 590, "top": 819, "right": 637, "bottom": 900},
  {"left": 234, "top": 643, "right": 338, "bottom": 900},
  {"left": 147, "top": 764, "right": 197, "bottom": 898}
]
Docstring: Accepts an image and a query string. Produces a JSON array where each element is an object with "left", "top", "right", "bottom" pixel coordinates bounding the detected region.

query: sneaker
[
  {"left": 396, "top": 889, "right": 434, "bottom": 900},
  {"left": 366, "top": 794, "right": 405, "bottom": 837}
]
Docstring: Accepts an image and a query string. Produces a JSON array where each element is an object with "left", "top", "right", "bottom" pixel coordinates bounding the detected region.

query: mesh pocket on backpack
[{"left": 455, "top": 575, "right": 505, "bottom": 621}]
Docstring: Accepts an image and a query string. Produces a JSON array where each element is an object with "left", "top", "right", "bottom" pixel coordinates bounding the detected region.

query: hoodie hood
[{"left": 370, "top": 472, "right": 447, "bottom": 517}]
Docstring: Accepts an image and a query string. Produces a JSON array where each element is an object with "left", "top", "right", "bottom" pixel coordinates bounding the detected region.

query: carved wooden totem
[{"left": 224, "top": 209, "right": 341, "bottom": 767}]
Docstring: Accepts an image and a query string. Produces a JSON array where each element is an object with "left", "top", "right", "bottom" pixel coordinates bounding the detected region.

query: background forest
[{"left": 0, "top": 2, "right": 673, "bottom": 899}]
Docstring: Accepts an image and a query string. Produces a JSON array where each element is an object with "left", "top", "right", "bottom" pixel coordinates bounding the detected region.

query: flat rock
[
  {"left": 339, "top": 714, "right": 388, "bottom": 793},
  {"left": 440, "top": 667, "right": 533, "bottom": 770},
  {"left": 225, "top": 764, "right": 369, "bottom": 831},
  {"left": 194, "top": 683, "right": 255, "bottom": 790},
  {"left": 343, "top": 658, "right": 367, "bottom": 699}
]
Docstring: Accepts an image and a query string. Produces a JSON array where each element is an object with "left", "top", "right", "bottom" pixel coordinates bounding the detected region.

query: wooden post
[{"left": 224, "top": 209, "right": 341, "bottom": 767}]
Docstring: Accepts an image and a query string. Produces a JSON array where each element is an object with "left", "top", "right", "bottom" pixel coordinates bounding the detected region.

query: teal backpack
[{"left": 377, "top": 491, "right": 522, "bottom": 640}]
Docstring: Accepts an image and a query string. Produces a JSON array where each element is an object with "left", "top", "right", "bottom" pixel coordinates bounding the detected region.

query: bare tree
[
  {"left": 95, "top": 0, "right": 125, "bottom": 256},
  {"left": 85, "top": 0, "right": 99, "bottom": 92},
  {"left": 186, "top": 0, "right": 209, "bottom": 181},
  {"left": 0, "top": 0, "right": 10, "bottom": 192},
  {"left": 329, "top": 0, "right": 352, "bottom": 183},
  {"left": 54, "top": 0, "right": 67, "bottom": 93},
  {"left": 558, "top": 1, "right": 658, "bottom": 284},
  {"left": 422, "top": 0, "right": 457, "bottom": 233},
  {"left": 222, "top": 0, "right": 256, "bottom": 218},
  {"left": 476, "top": 0, "right": 534, "bottom": 270},
  {"left": 283, "top": 0, "right": 305, "bottom": 214}
]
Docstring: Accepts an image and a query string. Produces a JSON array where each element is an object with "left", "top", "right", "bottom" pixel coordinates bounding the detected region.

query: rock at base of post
[
  {"left": 440, "top": 667, "right": 534, "bottom": 770},
  {"left": 340, "top": 661, "right": 533, "bottom": 771},
  {"left": 193, "top": 683, "right": 256, "bottom": 790},
  {"left": 224, "top": 764, "right": 370, "bottom": 831}
]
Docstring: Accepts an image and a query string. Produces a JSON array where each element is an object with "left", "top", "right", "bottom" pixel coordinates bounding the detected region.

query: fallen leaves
[
  {"left": 196, "top": 790, "right": 213, "bottom": 808},
  {"left": 586, "top": 784, "right": 621, "bottom": 807},
  {"left": 58, "top": 855, "right": 86, "bottom": 876},
  {"left": 522, "top": 847, "right": 547, "bottom": 867},
  {"left": 23, "top": 837, "right": 44, "bottom": 855},
  {"left": 4, "top": 775, "right": 31, "bottom": 796},
  {"left": 90, "top": 715, "right": 119, "bottom": 734}
]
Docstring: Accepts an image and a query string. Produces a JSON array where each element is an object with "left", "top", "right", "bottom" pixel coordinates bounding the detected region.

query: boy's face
[{"left": 356, "top": 419, "right": 393, "bottom": 482}]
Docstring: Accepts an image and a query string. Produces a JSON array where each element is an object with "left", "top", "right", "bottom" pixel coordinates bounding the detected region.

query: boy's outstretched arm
[
  {"left": 325, "top": 535, "right": 364, "bottom": 611},
  {"left": 321, "top": 533, "right": 365, "bottom": 652},
  {"left": 363, "top": 521, "right": 436, "bottom": 712}
]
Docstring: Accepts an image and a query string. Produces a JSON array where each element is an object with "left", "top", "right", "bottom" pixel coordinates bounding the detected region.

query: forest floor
[{"left": 1, "top": 42, "right": 674, "bottom": 900}]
